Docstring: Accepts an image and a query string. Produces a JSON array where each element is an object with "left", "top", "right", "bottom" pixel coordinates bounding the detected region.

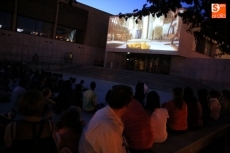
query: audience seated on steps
[
  {"left": 4, "top": 61, "right": 228, "bottom": 152},
  {"left": 197, "top": 88, "right": 211, "bottom": 127},
  {"left": 220, "top": 90, "right": 230, "bottom": 116},
  {"left": 79, "top": 85, "right": 133, "bottom": 153},
  {"left": 78, "top": 80, "right": 88, "bottom": 92},
  {"left": 82, "top": 81, "right": 100, "bottom": 114},
  {"left": 146, "top": 90, "right": 169, "bottom": 143},
  {"left": 42, "top": 87, "right": 56, "bottom": 119},
  {"left": 162, "top": 87, "right": 188, "bottom": 134},
  {"left": 4, "top": 89, "right": 58, "bottom": 153},
  {"left": 72, "top": 84, "right": 84, "bottom": 109},
  {"left": 11, "top": 78, "right": 27, "bottom": 112},
  {"left": 121, "top": 98, "right": 154, "bottom": 153},
  {"left": 105, "top": 85, "right": 117, "bottom": 104},
  {"left": 56, "top": 107, "right": 83, "bottom": 153},
  {"left": 209, "top": 90, "right": 221, "bottom": 120},
  {"left": 134, "top": 81, "right": 148, "bottom": 107},
  {"left": 183, "top": 87, "right": 203, "bottom": 130},
  {"left": 52, "top": 80, "right": 74, "bottom": 124}
]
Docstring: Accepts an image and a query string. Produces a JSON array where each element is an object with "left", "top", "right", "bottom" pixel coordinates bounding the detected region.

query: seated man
[
  {"left": 82, "top": 81, "right": 97, "bottom": 113},
  {"left": 79, "top": 85, "right": 133, "bottom": 153}
]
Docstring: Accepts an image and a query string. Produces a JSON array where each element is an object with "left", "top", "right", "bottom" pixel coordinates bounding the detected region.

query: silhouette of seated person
[
  {"left": 56, "top": 108, "right": 83, "bottom": 153},
  {"left": 105, "top": 85, "right": 117, "bottom": 103},
  {"left": 82, "top": 81, "right": 98, "bottom": 113},
  {"left": 4, "top": 89, "right": 58, "bottom": 152}
]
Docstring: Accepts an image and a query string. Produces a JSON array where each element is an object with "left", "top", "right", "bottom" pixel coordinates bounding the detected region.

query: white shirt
[
  {"left": 79, "top": 106, "right": 128, "bottom": 153},
  {"left": 150, "top": 108, "right": 169, "bottom": 143},
  {"left": 209, "top": 98, "right": 221, "bottom": 120},
  {"left": 83, "top": 89, "right": 97, "bottom": 111}
]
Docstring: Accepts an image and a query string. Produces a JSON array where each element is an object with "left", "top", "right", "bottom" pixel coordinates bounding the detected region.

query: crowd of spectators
[{"left": 0, "top": 62, "right": 230, "bottom": 153}]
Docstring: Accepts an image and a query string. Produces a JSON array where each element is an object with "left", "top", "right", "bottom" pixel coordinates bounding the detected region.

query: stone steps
[{"left": 151, "top": 117, "right": 230, "bottom": 153}]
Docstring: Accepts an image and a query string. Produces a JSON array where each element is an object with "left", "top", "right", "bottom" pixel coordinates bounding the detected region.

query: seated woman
[
  {"left": 197, "top": 88, "right": 210, "bottom": 127},
  {"left": 56, "top": 108, "right": 83, "bottom": 153},
  {"left": 43, "top": 87, "right": 56, "bottom": 119},
  {"left": 183, "top": 87, "right": 203, "bottom": 129},
  {"left": 134, "top": 81, "right": 148, "bottom": 107},
  {"left": 146, "top": 90, "right": 169, "bottom": 143},
  {"left": 209, "top": 90, "right": 221, "bottom": 120},
  {"left": 163, "top": 87, "right": 188, "bottom": 133},
  {"left": 220, "top": 90, "right": 230, "bottom": 116},
  {"left": 4, "top": 89, "right": 57, "bottom": 153},
  {"left": 121, "top": 98, "right": 154, "bottom": 152}
]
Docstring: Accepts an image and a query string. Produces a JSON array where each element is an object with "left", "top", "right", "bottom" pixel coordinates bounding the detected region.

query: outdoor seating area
[{"left": 0, "top": 63, "right": 230, "bottom": 153}]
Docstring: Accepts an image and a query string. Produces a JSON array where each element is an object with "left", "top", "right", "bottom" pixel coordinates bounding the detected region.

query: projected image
[{"left": 106, "top": 10, "right": 182, "bottom": 53}]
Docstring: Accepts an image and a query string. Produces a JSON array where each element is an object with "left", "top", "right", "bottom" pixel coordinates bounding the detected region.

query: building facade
[
  {"left": 1, "top": 1, "right": 230, "bottom": 90},
  {"left": 0, "top": 0, "right": 111, "bottom": 69},
  {"left": 104, "top": 11, "right": 230, "bottom": 89}
]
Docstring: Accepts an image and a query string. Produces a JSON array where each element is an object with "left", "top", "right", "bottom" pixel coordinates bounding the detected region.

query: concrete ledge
[
  {"left": 176, "top": 124, "right": 230, "bottom": 153},
  {"left": 151, "top": 121, "right": 230, "bottom": 153}
]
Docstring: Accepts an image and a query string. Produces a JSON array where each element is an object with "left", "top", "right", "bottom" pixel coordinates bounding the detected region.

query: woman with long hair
[
  {"left": 197, "top": 88, "right": 210, "bottom": 126},
  {"left": 146, "top": 90, "right": 168, "bottom": 143},
  {"left": 220, "top": 90, "right": 230, "bottom": 116},
  {"left": 163, "top": 87, "right": 188, "bottom": 133},
  {"left": 183, "top": 87, "right": 203, "bottom": 129},
  {"left": 56, "top": 108, "right": 83, "bottom": 153}
]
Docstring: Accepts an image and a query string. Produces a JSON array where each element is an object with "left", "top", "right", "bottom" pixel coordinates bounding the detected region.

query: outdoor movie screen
[{"left": 106, "top": 10, "right": 182, "bottom": 54}]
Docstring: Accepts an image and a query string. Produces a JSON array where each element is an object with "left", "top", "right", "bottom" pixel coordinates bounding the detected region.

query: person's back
[
  {"left": 146, "top": 90, "right": 168, "bottom": 143},
  {"left": 210, "top": 98, "right": 221, "bottom": 120},
  {"left": 79, "top": 106, "right": 126, "bottom": 153},
  {"left": 163, "top": 87, "right": 188, "bottom": 132},
  {"left": 55, "top": 80, "right": 72, "bottom": 114},
  {"left": 11, "top": 79, "right": 27, "bottom": 111},
  {"left": 57, "top": 128, "right": 80, "bottom": 153},
  {"left": 150, "top": 108, "right": 168, "bottom": 143},
  {"left": 121, "top": 99, "right": 154, "bottom": 151},
  {"left": 197, "top": 88, "right": 210, "bottom": 126},
  {"left": 79, "top": 85, "right": 133, "bottom": 153},
  {"left": 220, "top": 90, "right": 230, "bottom": 116},
  {"left": 184, "top": 87, "right": 202, "bottom": 129},
  {"left": 134, "top": 82, "right": 147, "bottom": 106},
  {"left": 56, "top": 108, "right": 83, "bottom": 153},
  {"left": 209, "top": 90, "right": 221, "bottom": 120},
  {"left": 83, "top": 89, "right": 96, "bottom": 111},
  {"left": 11, "top": 86, "right": 26, "bottom": 104},
  {"left": 186, "top": 100, "right": 202, "bottom": 129},
  {"left": 5, "top": 120, "right": 57, "bottom": 153},
  {"left": 5, "top": 89, "right": 57, "bottom": 153},
  {"left": 72, "top": 84, "right": 83, "bottom": 108},
  {"left": 164, "top": 100, "right": 187, "bottom": 131},
  {"left": 82, "top": 81, "right": 97, "bottom": 112}
]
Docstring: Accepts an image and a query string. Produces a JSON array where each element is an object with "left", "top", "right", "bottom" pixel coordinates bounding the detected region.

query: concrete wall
[
  {"left": 178, "top": 24, "right": 211, "bottom": 58},
  {"left": 105, "top": 52, "right": 126, "bottom": 69},
  {"left": 170, "top": 56, "right": 230, "bottom": 90},
  {"left": 0, "top": 29, "right": 105, "bottom": 70},
  {"left": 75, "top": 3, "right": 111, "bottom": 48}
]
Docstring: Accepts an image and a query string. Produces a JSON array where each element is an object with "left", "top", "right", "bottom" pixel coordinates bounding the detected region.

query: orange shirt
[
  {"left": 122, "top": 99, "right": 154, "bottom": 150},
  {"left": 164, "top": 100, "right": 188, "bottom": 131}
]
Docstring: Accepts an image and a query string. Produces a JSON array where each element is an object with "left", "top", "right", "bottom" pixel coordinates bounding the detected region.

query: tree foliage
[{"left": 119, "top": 0, "right": 230, "bottom": 55}]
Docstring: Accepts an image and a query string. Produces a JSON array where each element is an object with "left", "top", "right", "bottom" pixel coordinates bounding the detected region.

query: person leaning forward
[{"left": 79, "top": 85, "right": 133, "bottom": 153}]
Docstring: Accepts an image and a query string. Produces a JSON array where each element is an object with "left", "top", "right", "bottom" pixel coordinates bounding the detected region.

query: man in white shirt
[
  {"left": 83, "top": 81, "right": 97, "bottom": 113},
  {"left": 79, "top": 85, "right": 133, "bottom": 153}
]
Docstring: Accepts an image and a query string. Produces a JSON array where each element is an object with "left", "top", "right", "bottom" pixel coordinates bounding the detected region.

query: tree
[{"left": 119, "top": 0, "right": 230, "bottom": 55}]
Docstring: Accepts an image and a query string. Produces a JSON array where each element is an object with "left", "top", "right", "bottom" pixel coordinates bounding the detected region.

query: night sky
[{"left": 76, "top": 0, "right": 189, "bottom": 15}]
